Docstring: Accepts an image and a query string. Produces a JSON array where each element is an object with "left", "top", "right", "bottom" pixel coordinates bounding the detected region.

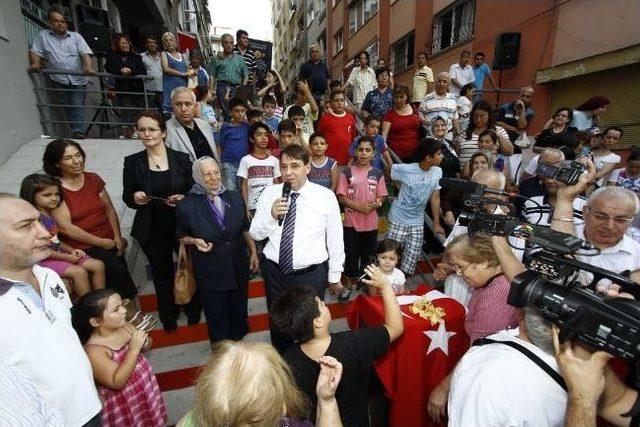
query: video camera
[
  {"left": 535, "top": 160, "right": 586, "bottom": 186},
  {"left": 440, "top": 178, "right": 640, "bottom": 361}
]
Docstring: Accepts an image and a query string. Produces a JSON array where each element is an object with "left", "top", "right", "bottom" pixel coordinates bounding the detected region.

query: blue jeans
[
  {"left": 50, "top": 80, "right": 87, "bottom": 134},
  {"left": 222, "top": 161, "right": 240, "bottom": 191},
  {"left": 216, "top": 82, "right": 239, "bottom": 122}
]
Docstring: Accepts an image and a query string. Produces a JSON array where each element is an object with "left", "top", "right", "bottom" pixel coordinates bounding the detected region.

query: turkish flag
[{"left": 347, "top": 285, "right": 469, "bottom": 427}]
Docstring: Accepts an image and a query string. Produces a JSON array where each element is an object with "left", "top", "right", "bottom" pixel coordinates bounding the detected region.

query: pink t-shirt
[
  {"left": 465, "top": 274, "right": 520, "bottom": 343},
  {"left": 336, "top": 166, "right": 387, "bottom": 232}
]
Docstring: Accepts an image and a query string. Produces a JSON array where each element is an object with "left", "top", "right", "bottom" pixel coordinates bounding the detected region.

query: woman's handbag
[{"left": 174, "top": 242, "right": 197, "bottom": 305}]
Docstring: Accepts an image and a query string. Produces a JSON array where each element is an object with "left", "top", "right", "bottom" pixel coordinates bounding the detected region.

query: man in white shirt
[
  {"left": 0, "top": 194, "right": 102, "bottom": 426},
  {"left": 250, "top": 145, "right": 345, "bottom": 351},
  {"left": 552, "top": 180, "right": 640, "bottom": 289},
  {"left": 343, "top": 51, "right": 377, "bottom": 113},
  {"left": 448, "top": 308, "right": 568, "bottom": 427},
  {"left": 448, "top": 50, "right": 475, "bottom": 96},
  {"left": 419, "top": 72, "right": 461, "bottom": 138}
]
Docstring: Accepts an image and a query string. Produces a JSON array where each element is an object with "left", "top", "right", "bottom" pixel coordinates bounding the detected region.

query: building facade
[
  {"left": 269, "top": 0, "right": 639, "bottom": 142},
  {"left": 272, "top": 0, "right": 308, "bottom": 90}
]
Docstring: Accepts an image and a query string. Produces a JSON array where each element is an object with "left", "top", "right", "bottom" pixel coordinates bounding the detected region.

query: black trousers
[
  {"left": 261, "top": 255, "right": 328, "bottom": 352},
  {"left": 84, "top": 246, "right": 137, "bottom": 299},
  {"left": 139, "top": 228, "right": 201, "bottom": 325},
  {"left": 198, "top": 285, "right": 248, "bottom": 343},
  {"left": 343, "top": 227, "right": 378, "bottom": 279}
]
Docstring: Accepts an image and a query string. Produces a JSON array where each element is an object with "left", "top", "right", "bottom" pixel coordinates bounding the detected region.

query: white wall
[{"left": 0, "top": 2, "right": 41, "bottom": 164}]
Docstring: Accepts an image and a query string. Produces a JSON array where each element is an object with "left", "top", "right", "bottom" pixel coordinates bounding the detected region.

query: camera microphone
[
  {"left": 438, "top": 178, "right": 519, "bottom": 199},
  {"left": 278, "top": 182, "right": 292, "bottom": 226}
]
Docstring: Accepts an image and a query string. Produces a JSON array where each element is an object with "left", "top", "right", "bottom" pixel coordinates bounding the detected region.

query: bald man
[{"left": 497, "top": 86, "right": 535, "bottom": 150}]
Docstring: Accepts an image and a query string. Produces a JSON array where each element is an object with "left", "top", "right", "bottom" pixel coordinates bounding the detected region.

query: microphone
[
  {"left": 278, "top": 182, "right": 292, "bottom": 226},
  {"left": 438, "top": 178, "right": 520, "bottom": 199}
]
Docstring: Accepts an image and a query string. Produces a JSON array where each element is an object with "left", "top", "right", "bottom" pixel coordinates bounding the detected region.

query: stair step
[{"left": 149, "top": 301, "right": 350, "bottom": 349}]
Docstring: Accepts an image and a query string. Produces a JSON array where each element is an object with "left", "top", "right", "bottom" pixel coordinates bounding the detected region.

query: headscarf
[
  {"left": 429, "top": 116, "right": 457, "bottom": 157},
  {"left": 190, "top": 156, "right": 226, "bottom": 197}
]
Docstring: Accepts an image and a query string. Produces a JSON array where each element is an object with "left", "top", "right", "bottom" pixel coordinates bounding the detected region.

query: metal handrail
[{"left": 29, "top": 68, "right": 157, "bottom": 136}]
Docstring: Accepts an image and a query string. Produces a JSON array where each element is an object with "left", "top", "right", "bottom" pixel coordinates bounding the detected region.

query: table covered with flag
[{"left": 346, "top": 285, "right": 469, "bottom": 426}]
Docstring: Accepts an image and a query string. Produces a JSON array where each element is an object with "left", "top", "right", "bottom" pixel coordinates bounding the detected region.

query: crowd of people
[{"left": 5, "top": 5, "right": 639, "bottom": 426}]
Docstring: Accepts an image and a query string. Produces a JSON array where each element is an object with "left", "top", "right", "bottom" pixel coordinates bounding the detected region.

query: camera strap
[{"left": 473, "top": 337, "right": 568, "bottom": 391}]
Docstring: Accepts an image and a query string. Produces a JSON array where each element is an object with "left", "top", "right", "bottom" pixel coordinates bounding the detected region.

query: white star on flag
[{"left": 424, "top": 321, "right": 456, "bottom": 356}]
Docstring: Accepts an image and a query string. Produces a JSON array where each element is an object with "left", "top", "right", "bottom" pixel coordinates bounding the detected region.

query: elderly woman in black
[
  {"left": 176, "top": 157, "right": 259, "bottom": 343},
  {"left": 123, "top": 111, "right": 201, "bottom": 332}
]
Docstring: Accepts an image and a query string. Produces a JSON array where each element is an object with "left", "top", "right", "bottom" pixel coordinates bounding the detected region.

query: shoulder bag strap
[{"left": 473, "top": 337, "right": 567, "bottom": 391}]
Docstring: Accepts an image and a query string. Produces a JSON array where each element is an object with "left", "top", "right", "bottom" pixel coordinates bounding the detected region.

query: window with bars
[
  {"left": 365, "top": 40, "right": 379, "bottom": 66},
  {"left": 431, "top": 0, "right": 475, "bottom": 55},
  {"left": 390, "top": 32, "right": 415, "bottom": 73}
]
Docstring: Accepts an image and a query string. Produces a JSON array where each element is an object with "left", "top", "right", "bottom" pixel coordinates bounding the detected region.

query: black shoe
[
  {"left": 162, "top": 321, "right": 178, "bottom": 333},
  {"left": 187, "top": 315, "right": 201, "bottom": 326},
  {"left": 71, "top": 131, "right": 85, "bottom": 139}
]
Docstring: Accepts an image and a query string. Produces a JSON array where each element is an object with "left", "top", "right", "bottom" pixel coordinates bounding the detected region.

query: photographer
[
  {"left": 436, "top": 169, "right": 524, "bottom": 306},
  {"left": 550, "top": 162, "right": 640, "bottom": 283},
  {"left": 521, "top": 149, "right": 587, "bottom": 226},
  {"left": 553, "top": 327, "right": 639, "bottom": 427}
]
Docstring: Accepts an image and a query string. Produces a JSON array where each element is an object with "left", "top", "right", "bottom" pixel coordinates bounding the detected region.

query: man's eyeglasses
[{"left": 587, "top": 209, "right": 633, "bottom": 225}]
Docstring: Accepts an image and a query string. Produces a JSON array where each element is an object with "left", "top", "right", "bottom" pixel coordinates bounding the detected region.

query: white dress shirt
[
  {"left": 449, "top": 63, "right": 475, "bottom": 95},
  {"left": 250, "top": 180, "right": 345, "bottom": 283},
  {"left": 576, "top": 223, "right": 640, "bottom": 288},
  {"left": 448, "top": 328, "right": 567, "bottom": 427}
]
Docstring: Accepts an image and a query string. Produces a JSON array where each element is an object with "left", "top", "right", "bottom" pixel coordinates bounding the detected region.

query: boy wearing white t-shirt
[{"left": 238, "top": 122, "right": 281, "bottom": 220}]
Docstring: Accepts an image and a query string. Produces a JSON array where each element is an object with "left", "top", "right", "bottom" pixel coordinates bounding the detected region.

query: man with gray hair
[
  {"left": 166, "top": 87, "right": 218, "bottom": 163},
  {"left": 299, "top": 44, "right": 331, "bottom": 104},
  {"left": 419, "top": 72, "right": 461, "bottom": 138},
  {"left": 552, "top": 171, "right": 640, "bottom": 281},
  {"left": 448, "top": 306, "right": 567, "bottom": 426},
  {"left": 521, "top": 148, "right": 588, "bottom": 226},
  {"left": 207, "top": 33, "right": 249, "bottom": 121}
]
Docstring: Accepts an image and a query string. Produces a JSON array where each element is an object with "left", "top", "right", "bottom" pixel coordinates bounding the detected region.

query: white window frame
[
  {"left": 333, "top": 28, "right": 344, "bottom": 56},
  {"left": 349, "top": 0, "right": 378, "bottom": 36}
]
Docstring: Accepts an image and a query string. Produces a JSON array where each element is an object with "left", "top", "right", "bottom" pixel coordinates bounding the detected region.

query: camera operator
[
  {"left": 435, "top": 169, "right": 524, "bottom": 306},
  {"left": 553, "top": 327, "right": 639, "bottom": 427},
  {"left": 551, "top": 163, "right": 640, "bottom": 286},
  {"left": 448, "top": 300, "right": 568, "bottom": 426},
  {"left": 516, "top": 148, "right": 564, "bottom": 216},
  {"left": 522, "top": 149, "right": 587, "bottom": 226}
]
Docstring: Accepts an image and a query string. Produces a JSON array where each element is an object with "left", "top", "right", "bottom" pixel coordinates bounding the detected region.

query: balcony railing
[{"left": 30, "top": 69, "right": 155, "bottom": 137}]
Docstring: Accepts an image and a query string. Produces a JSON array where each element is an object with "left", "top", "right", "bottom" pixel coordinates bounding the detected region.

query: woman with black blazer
[
  {"left": 105, "top": 33, "right": 146, "bottom": 138},
  {"left": 123, "top": 111, "right": 200, "bottom": 332},
  {"left": 176, "top": 156, "right": 259, "bottom": 343}
]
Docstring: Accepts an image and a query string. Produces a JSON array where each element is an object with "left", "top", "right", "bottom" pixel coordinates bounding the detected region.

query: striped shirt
[
  {"left": 0, "top": 360, "right": 64, "bottom": 426},
  {"left": 233, "top": 45, "right": 255, "bottom": 83},
  {"left": 346, "top": 66, "right": 377, "bottom": 106},
  {"left": 465, "top": 274, "right": 520, "bottom": 343},
  {"left": 419, "top": 92, "right": 459, "bottom": 134},
  {"left": 30, "top": 30, "right": 93, "bottom": 85},
  {"left": 458, "top": 126, "right": 509, "bottom": 167},
  {"left": 523, "top": 195, "right": 587, "bottom": 227}
]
